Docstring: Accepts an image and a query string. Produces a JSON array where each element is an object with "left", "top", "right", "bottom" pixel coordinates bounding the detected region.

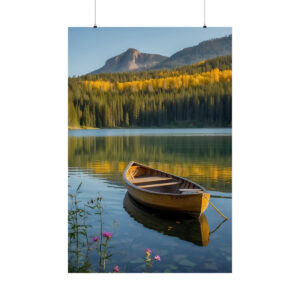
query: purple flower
[
  {"left": 154, "top": 255, "right": 161, "bottom": 261},
  {"left": 145, "top": 248, "right": 152, "bottom": 256},
  {"left": 93, "top": 236, "right": 99, "bottom": 242},
  {"left": 102, "top": 231, "right": 113, "bottom": 239},
  {"left": 113, "top": 265, "right": 119, "bottom": 273}
]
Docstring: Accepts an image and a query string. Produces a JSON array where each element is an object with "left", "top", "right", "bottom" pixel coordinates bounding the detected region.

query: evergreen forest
[{"left": 68, "top": 55, "right": 232, "bottom": 128}]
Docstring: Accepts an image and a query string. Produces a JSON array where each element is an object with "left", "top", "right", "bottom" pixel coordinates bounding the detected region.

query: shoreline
[{"left": 68, "top": 126, "right": 232, "bottom": 131}]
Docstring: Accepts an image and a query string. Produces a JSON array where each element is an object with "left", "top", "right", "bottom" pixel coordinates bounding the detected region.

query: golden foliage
[
  {"left": 82, "top": 68, "right": 232, "bottom": 92},
  {"left": 82, "top": 80, "right": 114, "bottom": 92}
]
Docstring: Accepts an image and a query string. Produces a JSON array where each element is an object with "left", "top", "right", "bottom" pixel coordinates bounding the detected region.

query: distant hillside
[
  {"left": 90, "top": 48, "right": 168, "bottom": 74},
  {"left": 152, "top": 35, "right": 232, "bottom": 70}
]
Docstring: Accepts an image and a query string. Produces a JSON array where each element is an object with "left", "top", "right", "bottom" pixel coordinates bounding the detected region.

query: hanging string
[
  {"left": 203, "top": 0, "right": 207, "bottom": 28},
  {"left": 93, "top": 0, "right": 97, "bottom": 28}
]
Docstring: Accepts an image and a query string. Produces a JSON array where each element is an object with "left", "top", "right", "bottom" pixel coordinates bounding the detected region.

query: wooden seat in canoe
[
  {"left": 138, "top": 181, "right": 179, "bottom": 189},
  {"left": 131, "top": 176, "right": 171, "bottom": 184}
]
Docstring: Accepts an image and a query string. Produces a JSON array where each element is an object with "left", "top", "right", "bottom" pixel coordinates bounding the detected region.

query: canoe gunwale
[{"left": 123, "top": 161, "right": 209, "bottom": 197}]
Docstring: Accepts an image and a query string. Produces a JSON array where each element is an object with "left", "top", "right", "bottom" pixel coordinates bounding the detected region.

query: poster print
[{"left": 68, "top": 27, "right": 232, "bottom": 273}]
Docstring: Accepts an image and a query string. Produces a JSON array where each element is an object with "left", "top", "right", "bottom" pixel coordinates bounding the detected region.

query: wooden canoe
[{"left": 123, "top": 161, "right": 210, "bottom": 215}]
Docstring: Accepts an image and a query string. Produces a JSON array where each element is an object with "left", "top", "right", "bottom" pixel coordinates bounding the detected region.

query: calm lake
[{"left": 68, "top": 128, "right": 232, "bottom": 273}]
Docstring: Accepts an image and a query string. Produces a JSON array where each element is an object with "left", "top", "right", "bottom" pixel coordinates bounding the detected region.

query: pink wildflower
[
  {"left": 154, "top": 255, "right": 161, "bottom": 261},
  {"left": 145, "top": 248, "right": 152, "bottom": 256},
  {"left": 113, "top": 265, "right": 119, "bottom": 273},
  {"left": 102, "top": 231, "right": 113, "bottom": 239},
  {"left": 93, "top": 236, "right": 99, "bottom": 242}
]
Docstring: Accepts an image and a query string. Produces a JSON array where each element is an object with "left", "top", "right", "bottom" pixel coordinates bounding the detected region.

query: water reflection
[
  {"left": 123, "top": 193, "right": 226, "bottom": 247},
  {"left": 69, "top": 135, "right": 232, "bottom": 192}
]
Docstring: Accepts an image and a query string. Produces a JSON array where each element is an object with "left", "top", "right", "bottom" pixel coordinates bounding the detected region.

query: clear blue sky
[{"left": 68, "top": 27, "right": 232, "bottom": 77}]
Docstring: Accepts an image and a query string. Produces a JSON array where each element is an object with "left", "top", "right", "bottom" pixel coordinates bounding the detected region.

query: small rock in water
[
  {"left": 178, "top": 259, "right": 196, "bottom": 268},
  {"left": 203, "top": 263, "right": 218, "bottom": 271},
  {"left": 168, "top": 264, "right": 178, "bottom": 270},
  {"left": 173, "top": 254, "right": 187, "bottom": 261}
]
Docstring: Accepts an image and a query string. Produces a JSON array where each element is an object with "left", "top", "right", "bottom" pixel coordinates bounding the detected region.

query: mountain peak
[
  {"left": 126, "top": 48, "right": 139, "bottom": 53},
  {"left": 90, "top": 49, "right": 168, "bottom": 74}
]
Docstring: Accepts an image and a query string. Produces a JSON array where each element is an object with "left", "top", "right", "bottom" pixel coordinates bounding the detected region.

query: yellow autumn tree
[{"left": 81, "top": 68, "right": 232, "bottom": 93}]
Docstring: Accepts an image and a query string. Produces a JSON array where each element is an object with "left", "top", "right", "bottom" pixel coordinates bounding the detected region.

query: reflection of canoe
[
  {"left": 123, "top": 192, "right": 210, "bottom": 246},
  {"left": 123, "top": 161, "right": 210, "bottom": 215}
]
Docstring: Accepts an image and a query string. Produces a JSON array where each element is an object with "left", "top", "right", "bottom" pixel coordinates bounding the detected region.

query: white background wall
[{"left": 0, "top": 0, "right": 299, "bottom": 299}]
